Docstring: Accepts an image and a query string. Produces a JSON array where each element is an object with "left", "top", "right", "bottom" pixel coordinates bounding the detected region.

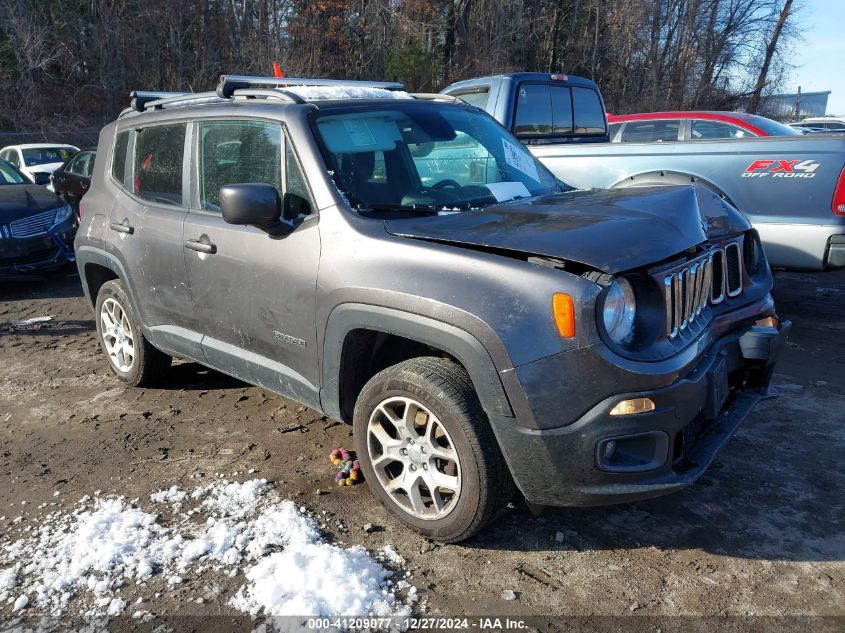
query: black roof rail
[
  {"left": 217, "top": 75, "right": 405, "bottom": 99},
  {"left": 130, "top": 90, "right": 193, "bottom": 112}
]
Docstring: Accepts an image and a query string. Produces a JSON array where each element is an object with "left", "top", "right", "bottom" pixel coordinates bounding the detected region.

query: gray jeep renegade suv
[{"left": 75, "top": 75, "right": 790, "bottom": 542}]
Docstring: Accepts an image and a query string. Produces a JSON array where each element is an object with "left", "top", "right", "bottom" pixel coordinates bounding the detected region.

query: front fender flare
[{"left": 320, "top": 304, "right": 514, "bottom": 421}]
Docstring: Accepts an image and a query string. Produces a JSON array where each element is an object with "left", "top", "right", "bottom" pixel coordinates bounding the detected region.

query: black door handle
[
  {"left": 184, "top": 239, "right": 217, "bottom": 254},
  {"left": 109, "top": 221, "right": 134, "bottom": 234}
]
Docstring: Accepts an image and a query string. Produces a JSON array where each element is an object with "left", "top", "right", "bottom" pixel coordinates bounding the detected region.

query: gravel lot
[{"left": 0, "top": 267, "right": 843, "bottom": 626}]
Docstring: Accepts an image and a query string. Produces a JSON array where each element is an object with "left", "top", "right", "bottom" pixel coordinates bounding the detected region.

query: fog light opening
[{"left": 609, "top": 397, "right": 655, "bottom": 417}]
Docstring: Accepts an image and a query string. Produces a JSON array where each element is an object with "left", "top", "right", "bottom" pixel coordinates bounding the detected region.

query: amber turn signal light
[
  {"left": 609, "top": 397, "right": 655, "bottom": 416},
  {"left": 755, "top": 316, "right": 778, "bottom": 328},
  {"left": 552, "top": 293, "right": 575, "bottom": 338}
]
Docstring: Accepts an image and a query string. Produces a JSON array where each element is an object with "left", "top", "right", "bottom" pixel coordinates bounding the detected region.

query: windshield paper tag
[
  {"left": 485, "top": 182, "right": 532, "bottom": 202},
  {"left": 502, "top": 138, "right": 539, "bottom": 182}
]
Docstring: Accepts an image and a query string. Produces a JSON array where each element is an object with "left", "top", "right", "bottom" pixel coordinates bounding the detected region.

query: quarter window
[
  {"left": 134, "top": 123, "right": 187, "bottom": 205},
  {"left": 454, "top": 89, "right": 489, "bottom": 109},
  {"left": 198, "top": 120, "right": 281, "bottom": 212},
  {"left": 690, "top": 119, "right": 749, "bottom": 140},
  {"left": 284, "top": 140, "right": 314, "bottom": 217},
  {"left": 112, "top": 131, "right": 129, "bottom": 186}
]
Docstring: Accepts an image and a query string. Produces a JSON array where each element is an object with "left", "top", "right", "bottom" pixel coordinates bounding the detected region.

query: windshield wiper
[{"left": 356, "top": 203, "right": 443, "bottom": 214}]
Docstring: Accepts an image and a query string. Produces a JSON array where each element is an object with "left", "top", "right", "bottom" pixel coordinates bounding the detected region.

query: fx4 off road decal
[{"left": 743, "top": 159, "right": 820, "bottom": 178}]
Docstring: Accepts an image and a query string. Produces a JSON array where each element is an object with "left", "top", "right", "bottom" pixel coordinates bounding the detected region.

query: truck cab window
[{"left": 572, "top": 87, "right": 606, "bottom": 134}]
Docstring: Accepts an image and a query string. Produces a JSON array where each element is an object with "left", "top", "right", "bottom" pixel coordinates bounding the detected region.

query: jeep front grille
[
  {"left": 10, "top": 208, "right": 57, "bottom": 238},
  {"left": 663, "top": 243, "right": 743, "bottom": 339}
]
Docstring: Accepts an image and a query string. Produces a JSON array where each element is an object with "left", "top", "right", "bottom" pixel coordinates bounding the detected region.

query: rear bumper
[
  {"left": 0, "top": 218, "right": 77, "bottom": 273},
  {"left": 489, "top": 319, "right": 790, "bottom": 507},
  {"left": 754, "top": 222, "right": 845, "bottom": 271}
]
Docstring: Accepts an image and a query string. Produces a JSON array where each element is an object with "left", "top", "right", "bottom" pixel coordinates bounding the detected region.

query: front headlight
[
  {"left": 602, "top": 278, "right": 636, "bottom": 345},
  {"left": 53, "top": 203, "right": 74, "bottom": 224}
]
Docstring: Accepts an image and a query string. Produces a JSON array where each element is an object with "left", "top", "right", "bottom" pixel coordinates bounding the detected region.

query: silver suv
[{"left": 75, "top": 76, "right": 790, "bottom": 542}]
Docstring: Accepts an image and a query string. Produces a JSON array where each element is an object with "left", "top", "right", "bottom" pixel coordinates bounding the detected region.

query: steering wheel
[{"left": 431, "top": 179, "right": 462, "bottom": 191}]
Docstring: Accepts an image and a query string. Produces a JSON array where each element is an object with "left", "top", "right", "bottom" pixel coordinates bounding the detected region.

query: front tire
[
  {"left": 95, "top": 280, "right": 171, "bottom": 386},
  {"left": 353, "top": 357, "right": 513, "bottom": 542}
]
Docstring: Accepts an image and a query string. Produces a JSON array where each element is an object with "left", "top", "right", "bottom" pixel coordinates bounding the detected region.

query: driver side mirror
[
  {"left": 33, "top": 172, "right": 51, "bottom": 186},
  {"left": 220, "top": 183, "right": 291, "bottom": 235}
]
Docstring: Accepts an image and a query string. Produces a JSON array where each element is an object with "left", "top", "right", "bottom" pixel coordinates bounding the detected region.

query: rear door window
[
  {"left": 134, "top": 123, "right": 187, "bottom": 205},
  {"left": 67, "top": 152, "right": 91, "bottom": 176},
  {"left": 621, "top": 120, "right": 681, "bottom": 143}
]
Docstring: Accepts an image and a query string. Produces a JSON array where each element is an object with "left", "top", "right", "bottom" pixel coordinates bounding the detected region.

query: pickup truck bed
[{"left": 530, "top": 135, "right": 845, "bottom": 271}]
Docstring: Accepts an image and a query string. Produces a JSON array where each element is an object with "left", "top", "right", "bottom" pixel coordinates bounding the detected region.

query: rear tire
[
  {"left": 94, "top": 280, "right": 171, "bottom": 386},
  {"left": 353, "top": 357, "right": 513, "bottom": 542}
]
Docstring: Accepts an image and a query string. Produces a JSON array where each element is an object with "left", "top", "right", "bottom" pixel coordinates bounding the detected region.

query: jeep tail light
[
  {"left": 834, "top": 166, "right": 845, "bottom": 216},
  {"left": 552, "top": 293, "right": 575, "bottom": 338}
]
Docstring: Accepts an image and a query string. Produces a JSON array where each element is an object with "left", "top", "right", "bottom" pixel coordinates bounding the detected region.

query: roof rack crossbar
[
  {"left": 140, "top": 92, "right": 221, "bottom": 112},
  {"left": 230, "top": 88, "right": 305, "bottom": 104},
  {"left": 130, "top": 90, "right": 193, "bottom": 112},
  {"left": 217, "top": 75, "right": 405, "bottom": 99}
]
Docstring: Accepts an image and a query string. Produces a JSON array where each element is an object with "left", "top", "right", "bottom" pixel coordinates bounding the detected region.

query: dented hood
[{"left": 384, "top": 185, "right": 750, "bottom": 274}]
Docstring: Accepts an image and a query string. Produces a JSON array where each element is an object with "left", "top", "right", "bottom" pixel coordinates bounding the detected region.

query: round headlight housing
[{"left": 602, "top": 278, "right": 637, "bottom": 346}]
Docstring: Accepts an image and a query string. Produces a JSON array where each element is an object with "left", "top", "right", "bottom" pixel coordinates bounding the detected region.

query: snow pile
[
  {"left": 2, "top": 498, "right": 180, "bottom": 613},
  {"left": 284, "top": 86, "right": 412, "bottom": 101},
  {"left": 231, "top": 542, "right": 401, "bottom": 617},
  {"left": 0, "top": 480, "right": 410, "bottom": 619},
  {"left": 190, "top": 478, "right": 268, "bottom": 518},
  {"left": 149, "top": 486, "right": 187, "bottom": 505}
]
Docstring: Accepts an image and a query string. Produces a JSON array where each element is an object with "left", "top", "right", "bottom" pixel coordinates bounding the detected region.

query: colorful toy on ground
[{"left": 329, "top": 447, "right": 361, "bottom": 486}]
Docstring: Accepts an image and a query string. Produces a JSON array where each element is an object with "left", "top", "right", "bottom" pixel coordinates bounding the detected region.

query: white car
[
  {"left": 0, "top": 143, "right": 78, "bottom": 188},
  {"left": 790, "top": 117, "right": 845, "bottom": 133}
]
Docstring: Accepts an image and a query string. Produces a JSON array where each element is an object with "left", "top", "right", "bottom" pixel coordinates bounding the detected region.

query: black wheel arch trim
[
  {"left": 320, "top": 303, "right": 515, "bottom": 422},
  {"left": 76, "top": 246, "right": 136, "bottom": 313}
]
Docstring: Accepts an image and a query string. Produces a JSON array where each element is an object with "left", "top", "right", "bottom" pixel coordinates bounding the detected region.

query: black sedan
[
  {"left": 51, "top": 148, "right": 96, "bottom": 214},
  {"left": 0, "top": 158, "right": 78, "bottom": 273}
]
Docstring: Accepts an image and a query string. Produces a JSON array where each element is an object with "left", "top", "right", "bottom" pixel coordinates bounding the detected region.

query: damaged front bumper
[
  {"left": 0, "top": 216, "right": 78, "bottom": 274},
  {"left": 489, "top": 310, "right": 791, "bottom": 507}
]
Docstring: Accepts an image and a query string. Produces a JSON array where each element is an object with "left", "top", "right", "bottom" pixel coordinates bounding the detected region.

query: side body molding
[{"left": 320, "top": 304, "right": 514, "bottom": 421}]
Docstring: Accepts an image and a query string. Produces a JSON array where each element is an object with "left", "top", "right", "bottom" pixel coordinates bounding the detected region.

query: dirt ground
[{"left": 0, "top": 266, "right": 843, "bottom": 626}]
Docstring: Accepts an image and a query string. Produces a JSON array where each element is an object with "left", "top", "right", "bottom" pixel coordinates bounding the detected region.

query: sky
[{"left": 786, "top": 0, "right": 845, "bottom": 115}]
